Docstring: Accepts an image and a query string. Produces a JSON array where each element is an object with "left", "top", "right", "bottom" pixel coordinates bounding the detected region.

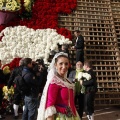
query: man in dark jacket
[
  {"left": 35, "top": 59, "right": 47, "bottom": 94},
  {"left": 22, "top": 58, "right": 39, "bottom": 120},
  {"left": 72, "top": 30, "right": 84, "bottom": 63},
  {"left": 80, "top": 60, "right": 97, "bottom": 120},
  {"left": 7, "top": 58, "right": 24, "bottom": 119}
]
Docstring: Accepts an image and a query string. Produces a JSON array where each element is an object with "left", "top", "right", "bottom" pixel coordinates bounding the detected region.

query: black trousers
[
  {"left": 84, "top": 92, "right": 95, "bottom": 115},
  {"left": 75, "top": 93, "right": 84, "bottom": 119},
  {"left": 76, "top": 49, "right": 84, "bottom": 63},
  {"left": 13, "top": 87, "right": 24, "bottom": 105}
]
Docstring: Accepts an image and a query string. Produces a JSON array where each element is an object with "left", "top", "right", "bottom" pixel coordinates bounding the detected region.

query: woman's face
[{"left": 55, "top": 57, "right": 69, "bottom": 77}]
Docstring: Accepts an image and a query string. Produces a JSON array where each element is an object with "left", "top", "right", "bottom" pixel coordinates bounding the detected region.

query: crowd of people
[{"left": 0, "top": 30, "right": 97, "bottom": 120}]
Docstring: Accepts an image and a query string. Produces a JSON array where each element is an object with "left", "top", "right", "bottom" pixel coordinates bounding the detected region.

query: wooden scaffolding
[{"left": 58, "top": 0, "right": 120, "bottom": 106}]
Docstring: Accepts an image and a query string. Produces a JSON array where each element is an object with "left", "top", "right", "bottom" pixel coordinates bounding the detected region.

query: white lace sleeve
[{"left": 45, "top": 106, "right": 57, "bottom": 119}]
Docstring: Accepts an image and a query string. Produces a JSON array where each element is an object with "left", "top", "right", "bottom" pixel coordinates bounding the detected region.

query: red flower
[
  {"left": 0, "top": 0, "right": 77, "bottom": 39},
  {"left": 0, "top": 0, "right": 77, "bottom": 69},
  {"left": 9, "top": 58, "right": 21, "bottom": 70}
]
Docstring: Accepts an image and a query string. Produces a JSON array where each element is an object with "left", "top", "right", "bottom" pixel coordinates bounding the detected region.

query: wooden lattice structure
[{"left": 58, "top": 0, "right": 120, "bottom": 106}]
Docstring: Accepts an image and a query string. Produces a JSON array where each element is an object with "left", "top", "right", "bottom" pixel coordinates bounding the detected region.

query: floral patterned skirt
[{"left": 55, "top": 112, "right": 81, "bottom": 120}]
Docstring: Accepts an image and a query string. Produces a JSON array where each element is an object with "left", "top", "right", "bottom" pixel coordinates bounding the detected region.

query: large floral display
[{"left": 0, "top": 0, "right": 77, "bottom": 66}]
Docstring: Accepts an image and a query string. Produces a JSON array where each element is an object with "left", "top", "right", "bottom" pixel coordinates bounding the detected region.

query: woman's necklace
[
  {"left": 56, "top": 73, "right": 72, "bottom": 84},
  {"left": 56, "top": 73, "right": 66, "bottom": 81}
]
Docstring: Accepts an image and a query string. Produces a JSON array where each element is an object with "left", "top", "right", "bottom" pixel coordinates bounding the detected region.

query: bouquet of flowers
[
  {"left": 2, "top": 86, "right": 14, "bottom": 114},
  {"left": 2, "top": 66, "right": 11, "bottom": 75},
  {"left": 2, "top": 86, "right": 14, "bottom": 100},
  {"left": 78, "top": 72, "right": 91, "bottom": 94}
]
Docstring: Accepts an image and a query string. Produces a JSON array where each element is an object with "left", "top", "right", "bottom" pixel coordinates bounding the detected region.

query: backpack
[{"left": 14, "top": 73, "right": 31, "bottom": 95}]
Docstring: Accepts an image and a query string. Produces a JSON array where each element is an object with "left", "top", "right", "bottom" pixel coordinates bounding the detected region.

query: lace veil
[{"left": 37, "top": 52, "right": 68, "bottom": 120}]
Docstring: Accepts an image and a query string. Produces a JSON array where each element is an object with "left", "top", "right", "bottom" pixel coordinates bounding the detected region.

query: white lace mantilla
[
  {"left": 37, "top": 52, "right": 70, "bottom": 120},
  {"left": 45, "top": 106, "right": 56, "bottom": 118},
  {"left": 51, "top": 76, "right": 74, "bottom": 90}
]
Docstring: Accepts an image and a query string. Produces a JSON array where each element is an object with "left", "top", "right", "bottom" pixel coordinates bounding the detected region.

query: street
[{"left": 3, "top": 106, "right": 120, "bottom": 120}]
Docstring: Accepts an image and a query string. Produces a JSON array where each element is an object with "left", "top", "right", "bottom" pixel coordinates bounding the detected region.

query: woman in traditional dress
[{"left": 37, "top": 52, "right": 80, "bottom": 120}]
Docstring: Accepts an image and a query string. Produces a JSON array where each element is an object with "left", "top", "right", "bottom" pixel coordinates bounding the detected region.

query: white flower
[
  {"left": 78, "top": 72, "right": 83, "bottom": 81},
  {"left": 0, "top": 26, "right": 72, "bottom": 65},
  {"left": 82, "top": 73, "right": 91, "bottom": 80},
  {"left": 0, "top": 42, "right": 3, "bottom": 48}
]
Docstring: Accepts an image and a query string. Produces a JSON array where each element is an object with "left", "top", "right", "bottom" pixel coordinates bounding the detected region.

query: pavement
[
  {"left": 83, "top": 106, "right": 120, "bottom": 120},
  {"left": 3, "top": 106, "right": 120, "bottom": 120}
]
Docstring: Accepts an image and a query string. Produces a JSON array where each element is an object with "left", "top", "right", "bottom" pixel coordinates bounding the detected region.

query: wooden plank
[{"left": 58, "top": 0, "right": 120, "bottom": 106}]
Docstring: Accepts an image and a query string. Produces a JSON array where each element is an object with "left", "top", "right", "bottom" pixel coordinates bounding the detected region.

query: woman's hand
[
  {"left": 73, "top": 78, "right": 78, "bottom": 83},
  {"left": 47, "top": 115, "right": 54, "bottom": 120},
  {"left": 80, "top": 80, "right": 83, "bottom": 85}
]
